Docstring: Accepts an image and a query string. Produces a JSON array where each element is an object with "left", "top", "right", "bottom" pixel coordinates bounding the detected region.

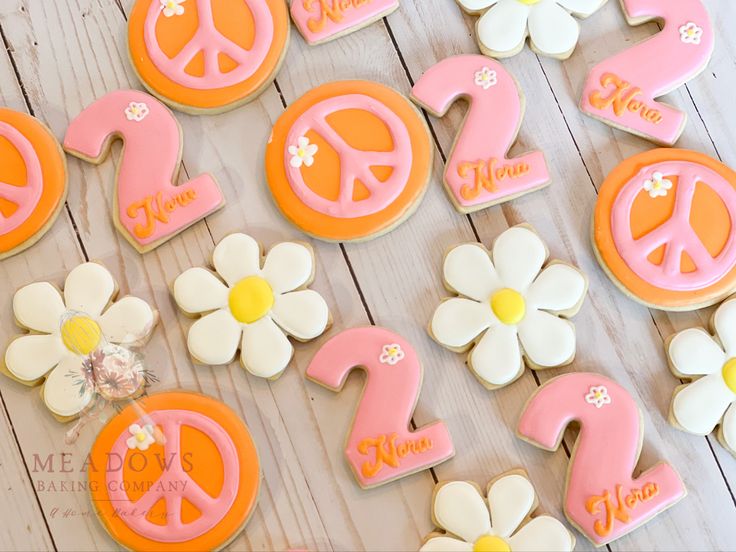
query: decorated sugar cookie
[
  {"left": 411, "top": 55, "right": 549, "bottom": 213},
  {"left": 420, "top": 470, "right": 574, "bottom": 552},
  {"left": 88, "top": 391, "right": 259, "bottom": 551},
  {"left": 1, "top": 262, "right": 157, "bottom": 420},
  {"left": 172, "top": 233, "right": 330, "bottom": 378},
  {"left": 665, "top": 296, "right": 736, "bottom": 458},
  {"left": 0, "top": 108, "right": 67, "bottom": 260},
  {"left": 291, "top": 0, "right": 399, "bottom": 45},
  {"left": 429, "top": 225, "right": 587, "bottom": 389},
  {"left": 517, "top": 372, "right": 687, "bottom": 546},
  {"left": 306, "top": 327, "right": 454, "bottom": 488},
  {"left": 265, "top": 80, "right": 433, "bottom": 242},
  {"left": 458, "top": 0, "right": 607, "bottom": 59},
  {"left": 127, "top": 0, "right": 290, "bottom": 113},
  {"left": 593, "top": 149, "right": 736, "bottom": 311}
]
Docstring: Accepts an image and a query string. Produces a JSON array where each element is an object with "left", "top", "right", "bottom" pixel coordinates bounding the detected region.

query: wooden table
[{"left": 0, "top": 0, "right": 735, "bottom": 550}]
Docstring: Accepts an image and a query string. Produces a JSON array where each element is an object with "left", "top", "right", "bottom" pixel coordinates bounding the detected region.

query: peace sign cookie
[
  {"left": 127, "top": 0, "right": 290, "bottom": 113},
  {"left": 594, "top": 149, "right": 736, "bottom": 310},
  {"left": 88, "top": 391, "right": 259, "bottom": 551},
  {"left": 265, "top": 81, "right": 433, "bottom": 241},
  {"left": 0, "top": 108, "right": 67, "bottom": 260}
]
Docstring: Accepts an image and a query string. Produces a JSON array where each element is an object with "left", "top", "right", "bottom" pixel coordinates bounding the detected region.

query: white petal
[
  {"left": 518, "top": 310, "right": 575, "bottom": 367},
  {"left": 99, "top": 297, "right": 156, "bottom": 345},
  {"left": 721, "top": 403, "right": 736, "bottom": 454},
  {"left": 64, "top": 263, "right": 116, "bottom": 317},
  {"left": 43, "top": 355, "right": 95, "bottom": 418},
  {"left": 525, "top": 264, "right": 586, "bottom": 312},
  {"left": 457, "top": 0, "right": 499, "bottom": 12},
  {"left": 297, "top": 136, "right": 309, "bottom": 148},
  {"left": 129, "top": 424, "right": 142, "bottom": 433},
  {"left": 290, "top": 156, "right": 304, "bottom": 168},
  {"left": 240, "top": 317, "right": 293, "bottom": 378},
  {"left": 492, "top": 227, "right": 546, "bottom": 292},
  {"left": 487, "top": 474, "right": 535, "bottom": 537},
  {"left": 288, "top": 145, "right": 299, "bottom": 156},
  {"left": 508, "top": 516, "right": 574, "bottom": 551},
  {"left": 469, "top": 324, "right": 522, "bottom": 386},
  {"left": 173, "top": 267, "right": 229, "bottom": 314},
  {"left": 555, "top": 0, "right": 602, "bottom": 17},
  {"left": 668, "top": 329, "right": 725, "bottom": 377},
  {"left": 13, "top": 282, "right": 65, "bottom": 333},
  {"left": 528, "top": 0, "right": 580, "bottom": 56},
  {"left": 187, "top": 309, "right": 241, "bottom": 365},
  {"left": 433, "top": 481, "right": 491, "bottom": 543},
  {"left": 262, "top": 242, "right": 314, "bottom": 294},
  {"left": 476, "top": 0, "right": 530, "bottom": 56},
  {"left": 271, "top": 290, "right": 329, "bottom": 340},
  {"left": 431, "top": 298, "right": 493, "bottom": 348},
  {"left": 4, "top": 335, "right": 66, "bottom": 382},
  {"left": 714, "top": 298, "right": 736, "bottom": 358},
  {"left": 443, "top": 244, "right": 500, "bottom": 302},
  {"left": 672, "top": 373, "right": 735, "bottom": 434},
  {"left": 212, "top": 233, "right": 262, "bottom": 287},
  {"left": 306, "top": 144, "right": 319, "bottom": 156},
  {"left": 420, "top": 536, "right": 473, "bottom": 552}
]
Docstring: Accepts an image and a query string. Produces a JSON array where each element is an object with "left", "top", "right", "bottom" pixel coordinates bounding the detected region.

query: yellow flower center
[
  {"left": 228, "top": 276, "right": 274, "bottom": 324},
  {"left": 653, "top": 180, "right": 662, "bottom": 189},
  {"left": 517, "top": 0, "right": 541, "bottom": 5},
  {"left": 490, "top": 288, "right": 526, "bottom": 325},
  {"left": 723, "top": 358, "right": 736, "bottom": 393},
  {"left": 135, "top": 432, "right": 147, "bottom": 443},
  {"left": 688, "top": 28, "right": 695, "bottom": 36},
  {"left": 388, "top": 347, "right": 397, "bottom": 355},
  {"left": 474, "top": 535, "right": 511, "bottom": 552},
  {"left": 298, "top": 148, "right": 306, "bottom": 157},
  {"left": 166, "top": 0, "right": 177, "bottom": 8},
  {"left": 61, "top": 315, "right": 102, "bottom": 355}
]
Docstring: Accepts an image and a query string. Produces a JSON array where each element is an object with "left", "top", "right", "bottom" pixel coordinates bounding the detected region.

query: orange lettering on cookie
[
  {"left": 305, "top": 0, "right": 374, "bottom": 32},
  {"left": 585, "top": 483, "right": 660, "bottom": 538},
  {"left": 126, "top": 189, "right": 198, "bottom": 239},
  {"left": 357, "top": 433, "right": 434, "bottom": 478},
  {"left": 589, "top": 73, "right": 663, "bottom": 125},
  {"left": 458, "top": 158, "right": 531, "bottom": 201}
]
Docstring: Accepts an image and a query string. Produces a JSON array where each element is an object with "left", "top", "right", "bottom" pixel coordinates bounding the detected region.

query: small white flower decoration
[
  {"left": 474, "top": 67, "right": 498, "bottom": 90},
  {"left": 679, "top": 22, "right": 703, "bottom": 45},
  {"left": 643, "top": 171, "right": 673, "bottom": 198},
  {"left": 160, "top": 0, "right": 186, "bottom": 17},
  {"left": 585, "top": 385, "right": 611, "bottom": 408},
  {"left": 126, "top": 423, "right": 156, "bottom": 451},
  {"left": 124, "top": 102, "right": 149, "bottom": 122},
  {"left": 379, "top": 344, "right": 405, "bottom": 365},
  {"left": 288, "top": 136, "right": 319, "bottom": 169}
]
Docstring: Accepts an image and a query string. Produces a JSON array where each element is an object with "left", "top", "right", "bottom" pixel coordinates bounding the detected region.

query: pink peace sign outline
[
  {"left": 106, "top": 409, "right": 240, "bottom": 542},
  {"left": 284, "top": 94, "right": 413, "bottom": 218},
  {"left": 0, "top": 121, "right": 44, "bottom": 235},
  {"left": 612, "top": 160, "right": 736, "bottom": 291},
  {"left": 144, "top": 0, "right": 274, "bottom": 90}
]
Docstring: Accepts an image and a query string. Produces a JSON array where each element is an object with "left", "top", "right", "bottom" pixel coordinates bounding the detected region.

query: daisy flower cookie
[
  {"left": 458, "top": 0, "right": 607, "bottom": 59},
  {"left": 172, "top": 233, "right": 331, "bottom": 379},
  {"left": 429, "top": 225, "right": 588, "bottom": 389},
  {"left": 2, "top": 263, "right": 158, "bottom": 420},
  {"left": 420, "top": 470, "right": 574, "bottom": 552},
  {"left": 666, "top": 296, "right": 736, "bottom": 457}
]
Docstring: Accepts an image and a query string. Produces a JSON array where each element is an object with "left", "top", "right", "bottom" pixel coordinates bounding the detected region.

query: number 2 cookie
[{"left": 593, "top": 149, "right": 736, "bottom": 310}]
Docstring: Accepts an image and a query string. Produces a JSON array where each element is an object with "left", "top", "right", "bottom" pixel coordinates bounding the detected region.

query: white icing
[
  {"left": 528, "top": 0, "right": 579, "bottom": 57},
  {"left": 722, "top": 403, "right": 736, "bottom": 453},
  {"left": 458, "top": 0, "right": 500, "bottom": 12},
  {"left": 98, "top": 296, "right": 156, "bottom": 345},
  {"left": 288, "top": 136, "right": 318, "bottom": 168},
  {"left": 431, "top": 298, "right": 494, "bottom": 348},
  {"left": 673, "top": 372, "right": 735, "bottom": 434},
  {"left": 469, "top": 324, "right": 521, "bottom": 386},
  {"left": 525, "top": 264, "right": 586, "bottom": 312},
  {"left": 434, "top": 481, "right": 491, "bottom": 543},
  {"left": 261, "top": 242, "right": 313, "bottom": 294},
  {"left": 476, "top": 0, "right": 530, "bottom": 54},
  {"left": 187, "top": 309, "right": 241, "bottom": 365},
  {"left": 42, "top": 355, "right": 95, "bottom": 417},
  {"left": 173, "top": 267, "right": 229, "bottom": 314},
  {"left": 679, "top": 22, "right": 703, "bottom": 45},
  {"left": 487, "top": 473, "right": 535, "bottom": 538},
  {"left": 379, "top": 343, "right": 405, "bottom": 365},
  {"left": 474, "top": 67, "right": 498, "bottom": 89},
  {"left": 713, "top": 298, "right": 736, "bottom": 357},
  {"left": 492, "top": 226, "right": 546, "bottom": 293},
  {"left": 63, "top": 262, "right": 116, "bottom": 317},
  {"left": 555, "top": 0, "right": 602, "bottom": 16},
  {"left": 420, "top": 536, "right": 473, "bottom": 551},
  {"left": 124, "top": 102, "right": 149, "bottom": 122},
  {"left": 270, "top": 290, "right": 329, "bottom": 340},
  {"left": 240, "top": 317, "right": 293, "bottom": 378},
  {"left": 160, "top": 0, "right": 185, "bottom": 17},
  {"left": 643, "top": 172, "right": 673, "bottom": 198},
  {"left": 518, "top": 309, "right": 575, "bottom": 367},
  {"left": 443, "top": 244, "right": 499, "bottom": 301},
  {"left": 584, "top": 385, "right": 612, "bottom": 408},
  {"left": 13, "top": 282, "right": 66, "bottom": 333},
  {"left": 5, "top": 334, "right": 66, "bottom": 381},
  {"left": 668, "top": 328, "right": 724, "bottom": 376},
  {"left": 212, "top": 233, "right": 261, "bottom": 287},
  {"left": 127, "top": 423, "right": 155, "bottom": 450},
  {"left": 507, "top": 516, "right": 575, "bottom": 551}
]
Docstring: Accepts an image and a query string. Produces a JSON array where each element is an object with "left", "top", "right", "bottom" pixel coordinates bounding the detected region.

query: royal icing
[
  {"left": 430, "top": 226, "right": 587, "bottom": 389},
  {"left": 306, "top": 327, "right": 454, "bottom": 488},
  {"left": 63, "top": 90, "right": 225, "bottom": 253},
  {"left": 458, "top": 0, "right": 607, "bottom": 59},
  {"left": 265, "top": 80, "right": 432, "bottom": 241},
  {"left": 411, "top": 55, "right": 550, "bottom": 213},
  {"left": 2, "top": 263, "right": 157, "bottom": 418},
  {"left": 290, "top": 0, "right": 399, "bottom": 45},
  {"left": 517, "top": 372, "right": 686, "bottom": 546},
  {"left": 172, "top": 233, "right": 330, "bottom": 378},
  {"left": 594, "top": 149, "right": 736, "bottom": 310},
  {"left": 420, "top": 471, "right": 574, "bottom": 552},
  {"left": 580, "top": 0, "right": 714, "bottom": 145},
  {"left": 666, "top": 296, "right": 736, "bottom": 458}
]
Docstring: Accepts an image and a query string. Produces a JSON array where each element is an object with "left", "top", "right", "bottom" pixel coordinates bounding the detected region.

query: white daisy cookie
[
  {"left": 420, "top": 470, "right": 575, "bottom": 552},
  {"left": 429, "top": 225, "right": 588, "bottom": 389},
  {"left": 2, "top": 263, "right": 158, "bottom": 420},
  {"left": 458, "top": 0, "right": 608, "bottom": 60},
  {"left": 172, "top": 233, "right": 331, "bottom": 379},
  {"left": 666, "top": 295, "right": 736, "bottom": 458}
]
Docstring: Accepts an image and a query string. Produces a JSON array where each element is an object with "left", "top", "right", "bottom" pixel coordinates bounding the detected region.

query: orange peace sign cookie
[
  {"left": 594, "top": 149, "right": 736, "bottom": 310},
  {"left": 128, "top": 0, "right": 289, "bottom": 113},
  {"left": 0, "top": 108, "right": 67, "bottom": 260},
  {"left": 89, "top": 391, "right": 259, "bottom": 551},
  {"left": 265, "top": 81, "right": 433, "bottom": 241}
]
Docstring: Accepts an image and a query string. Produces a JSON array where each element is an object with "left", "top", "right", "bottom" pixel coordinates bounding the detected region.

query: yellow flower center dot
[
  {"left": 298, "top": 149, "right": 306, "bottom": 157},
  {"left": 490, "top": 288, "right": 526, "bottom": 325},
  {"left": 136, "top": 432, "right": 147, "bottom": 442},
  {"left": 517, "top": 0, "right": 541, "bottom": 5},
  {"left": 653, "top": 180, "right": 661, "bottom": 189},
  {"left": 723, "top": 358, "right": 736, "bottom": 393},
  {"left": 61, "top": 315, "right": 102, "bottom": 355},
  {"left": 229, "top": 276, "right": 274, "bottom": 324},
  {"left": 474, "top": 535, "right": 511, "bottom": 552}
]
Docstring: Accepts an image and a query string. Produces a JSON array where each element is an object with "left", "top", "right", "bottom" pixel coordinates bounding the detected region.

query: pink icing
[
  {"left": 106, "top": 409, "right": 240, "bottom": 542},
  {"left": 580, "top": 0, "right": 713, "bottom": 145},
  {"left": 306, "top": 327, "right": 454, "bottom": 488},
  {"left": 290, "top": 0, "right": 399, "bottom": 45},
  {"left": 517, "top": 372, "right": 686, "bottom": 546},
  {"left": 62, "top": 90, "right": 224, "bottom": 248},
  {"left": 284, "top": 94, "right": 413, "bottom": 218},
  {"left": 0, "top": 121, "right": 44, "bottom": 234},
  {"left": 143, "top": 0, "right": 274, "bottom": 89},
  {"left": 411, "top": 55, "right": 549, "bottom": 209}
]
